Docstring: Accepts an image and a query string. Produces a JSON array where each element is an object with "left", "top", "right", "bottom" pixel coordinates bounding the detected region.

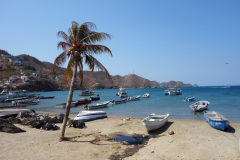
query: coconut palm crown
[{"left": 53, "top": 21, "right": 112, "bottom": 141}]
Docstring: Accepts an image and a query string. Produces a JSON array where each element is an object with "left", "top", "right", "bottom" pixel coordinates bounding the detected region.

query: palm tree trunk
[{"left": 59, "top": 60, "right": 77, "bottom": 141}]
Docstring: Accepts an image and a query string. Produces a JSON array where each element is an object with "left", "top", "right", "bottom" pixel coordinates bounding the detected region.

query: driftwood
[{"left": 0, "top": 118, "right": 26, "bottom": 133}]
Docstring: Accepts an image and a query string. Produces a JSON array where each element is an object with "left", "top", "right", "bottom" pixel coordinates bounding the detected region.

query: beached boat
[
  {"left": 75, "top": 98, "right": 92, "bottom": 105},
  {"left": 90, "top": 94, "right": 100, "bottom": 101},
  {"left": 164, "top": 88, "right": 182, "bottom": 96},
  {"left": 128, "top": 95, "right": 141, "bottom": 101},
  {"left": 110, "top": 98, "right": 127, "bottom": 104},
  {"left": 74, "top": 110, "right": 107, "bottom": 122},
  {"left": 55, "top": 101, "right": 77, "bottom": 109},
  {"left": 203, "top": 110, "right": 230, "bottom": 130},
  {"left": 83, "top": 101, "right": 110, "bottom": 110},
  {"left": 142, "top": 93, "right": 150, "bottom": 98},
  {"left": 78, "top": 90, "right": 95, "bottom": 96},
  {"left": 189, "top": 101, "right": 210, "bottom": 111},
  {"left": 142, "top": 113, "right": 170, "bottom": 132},
  {"left": 183, "top": 97, "right": 194, "bottom": 102},
  {"left": 39, "top": 96, "right": 55, "bottom": 99},
  {"left": 0, "top": 108, "right": 35, "bottom": 118}
]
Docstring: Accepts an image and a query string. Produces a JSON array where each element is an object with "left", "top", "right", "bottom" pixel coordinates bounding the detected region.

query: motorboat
[
  {"left": 0, "top": 89, "right": 8, "bottom": 95},
  {"left": 128, "top": 95, "right": 141, "bottom": 101},
  {"left": 74, "top": 110, "right": 107, "bottom": 122},
  {"left": 39, "top": 96, "right": 55, "bottom": 99},
  {"left": 55, "top": 101, "right": 77, "bottom": 109},
  {"left": 164, "top": 88, "right": 182, "bottom": 96},
  {"left": 183, "top": 97, "right": 194, "bottom": 102},
  {"left": 0, "top": 108, "right": 35, "bottom": 118},
  {"left": 75, "top": 98, "right": 92, "bottom": 105},
  {"left": 12, "top": 99, "right": 40, "bottom": 105},
  {"left": 90, "top": 94, "right": 100, "bottom": 101},
  {"left": 83, "top": 101, "right": 110, "bottom": 110},
  {"left": 142, "top": 113, "right": 170, "bottom": 132},
  {"left": 119, "top": 92, "right": 128, "bottom": 98},
  {"left": 78, "top": 90, "right": 95, "bottom": 96},
  {"left": 203, "top": 110, "right": 230, "bottom": 131},
  {"left": 142, "top": 93, "right": 149, "bottom": 98},
  {"left": 189, "top": 101, "right": 210, "bottom": 111},
  {"left": 7, "top": 91, "right": 33, "bottom": 98},
  {"left": 116, "top": 87, "right": 127, "bottom": 96},
  {"left": 110, "top": 98, "right": 127, "bottom": 104}
]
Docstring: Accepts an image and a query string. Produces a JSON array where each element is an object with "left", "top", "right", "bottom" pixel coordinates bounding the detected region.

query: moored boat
[
  {"left": 78, "top": 90, "right": 95, "bottom": 96},
  {"left": 83, "top": 101, "right": 110, "bottom": 110},
  {"left": 142, "top": 93, "right": 150, "bottom": 98},
  {"left": 90, "top": 94, "right": 100, "bottom": 101},
  {"left": 74, "top": 110, "right": 107, "bottom": 122},
  {"left": 0, "top": 89, "right": 8, "bottom": 95},
  {"left": 110, "top": 98, "right": 127, "bottom": 104},
  {"left": 142, "top": 113, "right": 170, "bottom": 132},
  {"left": 164, "top": 88, "right": 182, "bottom": 96},
  {"left": 55, "top": 101, "right": 77, "bottom": 109},
  {"left": 128, "top": 95, "right": 141, "bottom": 101},
  {"left": 40, "top": 96, "right": 55, "bottom": 99},
  {"left": 183, "top": 97, "right": 194, "bottom": 102},
  {"left": 203, "top": 110, "right": 230, "bottom": 130},
  {"left": 75, "top": 98, "right": 92, "bottom": 105},
  {"left": 189, "top": 101, "right": 210, "bottom": 111}
]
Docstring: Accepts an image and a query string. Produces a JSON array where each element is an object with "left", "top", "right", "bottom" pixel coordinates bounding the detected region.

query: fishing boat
[
  {"left": 164, "top": 88, "right": 182, "bottom": 96},
  {"left": 7, "top": 91, "right": 33, "bottom": 98},
  {"left": 203, "top": 110, "right": 230, "bottom": 131},
  {"left": 142, "top": 93, "right": 150, "bottom": 98},
  {"left": 39, "top": 96, "right": 55, "bottom": 99},
  {"left": 13, "top": 99, "right": 40, "bottom": 105},
  {"left": 74, "top": 110, "right": 107, "bottom": 122},
  {"left": 83, "top": 101, "right": 110, "bottom": 110},
  {"left": 142, "top": 113, "right": 170, "bottom": 132},
  {"left": 116, "top": 87, "right": 127, "bottom": 96},
  {"left": 189, "top": 101, "right": 210, "bottom": 111},
  {"left": 0, "top": 108, "right": 35, "bottom": 118},
  {"left": 78, "top": 90, "right": 95, "bottom": 96},
  {"left": 90, "top": 94, "right": 100, "bottom": 101},
  {"left": 0, "top": 105, "right": 27, "bottom": 109},
  {"left": 183, "top": 97, "right": 194, "bottom": 102},
  {"left": 128, "top": 95, "right": 141, "bottom": 101},
  {"left": 110, "top": 98, "right": 127, "bottom": 104},
  {"left": 119, "top": 91, "right": 128, "bottom": 98},
  {"left": 0, "top": 89, "right": 8, "bottom": 95},
  {"left": 55, "top": 101, "right": 77, "bottom": 109},
  {"left": 75, "top": 98, "right": 92, "bottom": 105}
]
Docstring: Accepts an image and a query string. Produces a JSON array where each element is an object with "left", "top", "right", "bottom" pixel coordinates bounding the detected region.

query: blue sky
[{"left": 1, "top": 0, "right": 240, "bottom": 86}]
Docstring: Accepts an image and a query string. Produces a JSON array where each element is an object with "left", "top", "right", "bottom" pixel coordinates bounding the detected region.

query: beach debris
[
  {"left": 151, "top": 151, "right": 154, "bottom": 153},
  {"left": 0, "top": 118, "right": 26, "bottom": 133},
  {"left": 67, "top": 120, "right": 86, "bottom": 128},
  {"left": 168, "top": 131, "right": 175, "bottom": 135},
  {"left": 16, "top": 110, "right": 33, "bottom": 119},
  {"left": 121, "top": 118, "right": 131, "bottom": 121},
  {"left": 8, "top": 117, "right": 22, "bottom": 124}
]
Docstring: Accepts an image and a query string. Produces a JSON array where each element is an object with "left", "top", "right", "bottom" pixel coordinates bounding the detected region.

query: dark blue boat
[
  {"left": 203, "top": 110, "right": 230, "bottom": 131},
  {"left": 90, "top": 94, "right": 100, "bottom": 101}
]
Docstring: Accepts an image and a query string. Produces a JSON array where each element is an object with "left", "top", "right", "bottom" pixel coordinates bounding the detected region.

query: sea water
[{"left": 5, "top": 86, "right": 240, "bottom": 122}]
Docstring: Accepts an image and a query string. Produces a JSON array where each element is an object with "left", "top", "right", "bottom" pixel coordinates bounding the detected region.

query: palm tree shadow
[{"left": 148, "top": 122, "right": 174, "bottom": 136}]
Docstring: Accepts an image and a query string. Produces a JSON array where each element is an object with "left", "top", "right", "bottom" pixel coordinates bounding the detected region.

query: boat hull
[
  {"left": 84, "top": 101, "right": 110, "bottom": 110},
  {"left": 142, "top": 114, "right": 169, "bottom": 132},
  {"left": 74, "top": 111, "right": 107, "bottom": 122}
]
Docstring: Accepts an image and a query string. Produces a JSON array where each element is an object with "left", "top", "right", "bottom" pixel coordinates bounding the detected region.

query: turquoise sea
[{"left": 3, "top": 86, "right": 240, "bottom": 122}]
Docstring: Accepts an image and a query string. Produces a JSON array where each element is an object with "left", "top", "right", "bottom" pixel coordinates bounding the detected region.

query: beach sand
[{"left": 0, "top": 114, "right": 240, "bottom": 160}]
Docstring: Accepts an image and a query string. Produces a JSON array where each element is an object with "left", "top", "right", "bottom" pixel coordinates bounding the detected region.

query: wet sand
[{"left": 0, "top": 114, "right": 240, "bottom": 160}]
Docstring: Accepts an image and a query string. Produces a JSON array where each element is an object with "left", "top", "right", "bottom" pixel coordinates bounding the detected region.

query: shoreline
[{"left": 1, "top": 113, "right": 239, "bottom": 159}]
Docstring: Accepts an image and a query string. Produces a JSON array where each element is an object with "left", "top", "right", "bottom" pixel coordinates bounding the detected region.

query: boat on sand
[{"left": 74, "top": 110, "right": 107, "bottom": 122}]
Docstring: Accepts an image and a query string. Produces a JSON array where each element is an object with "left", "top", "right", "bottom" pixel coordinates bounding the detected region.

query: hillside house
[
  {"left": 13, "top": 61, "right": 22, "bottom": 66},
  {"left": 22, "top": 61, "right": 29, "bottom": 66},
  {"left": 9, "top": 76, "right": 19, "bottom": 80},
  {"left": 1, "top": 54, "right": 10, "bottom": 60},
  {"left": 32, "top": 73, "right": 40, "bottom": 78}
]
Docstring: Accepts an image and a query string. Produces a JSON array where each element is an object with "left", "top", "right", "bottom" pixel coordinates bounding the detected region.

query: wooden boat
[
  {"left": 183, "top": 97, "right": 194, "bottom": 102},
  {"left": 189, "top": 101, "right": 210, "bottom": 111},
  {"left": 75, "top": 98, "right": 92, "bottom": 105},
  {"left": 40, "top": 96, "right": 55, "bottom": 99},
  {"left": 110, "top": 98, "right": 127, "bottom": 104},
  {"left": 55, "top": 101, "right": 77, "bottom": 109},
  {"left": 203, "top": 110, "right": 230, "bottom": 130},
  {"left": 12, "top": 99, "right": 40, "bottom": 105},
  {"left": 78, "top": 90, "right": 95, "bottom": 96},
  {"left": 142, "top": 93, "right": 149, "bottom": 98},
  {"left": 90, "top": 94, "right": 100, "bottom": 101},
  {"left": 128, "top": 95, "right": 141, "bottom": 101},
  {"left": 119, "top": 92, "right": 128, "bottom": 98},
  {"left": 0, "top": 108, "right": 35, "bottom": 118},
  {"left": 142, "top": 113, "right": 170, "bottom": 132},
  {"left": 116, "top": 87, "right": 127, "bottom": 96},
  {"left": 83, "top": 101, "right": 110, "bottom": 110},
  {"left": 74, "top": 110, "right": 107, "bottom": 122}
]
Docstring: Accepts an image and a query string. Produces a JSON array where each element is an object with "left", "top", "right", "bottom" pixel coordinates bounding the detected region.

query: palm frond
[
  {"left": 57, "top": 31, "right": 72, "bottom": 44},
  {"left": 81, "top": 32, "right": 112, "bottom": 44},
  {"left": 57, "top": 41, "right": 72, "bottom": 50},
  {"left": 83, "top": 44, "right": 112, "bottom": 56},
  {"left": 53, "top": 51, "right": 67, "bottom": 77}
]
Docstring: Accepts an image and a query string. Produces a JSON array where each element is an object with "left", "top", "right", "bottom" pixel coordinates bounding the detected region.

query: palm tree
[{"left": 53, "top": 21, "right": 112, "bottom": 141}]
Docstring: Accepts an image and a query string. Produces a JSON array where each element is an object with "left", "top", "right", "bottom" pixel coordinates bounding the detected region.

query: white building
[
  {"left": 32, "top": 73, "right": 40, "bottom": 78},
  {"left": 9, "top": 76, "right": 19, "bottom": 80},
  {"left": 13, "top": 61, "right": 22, "bottom": 66}
]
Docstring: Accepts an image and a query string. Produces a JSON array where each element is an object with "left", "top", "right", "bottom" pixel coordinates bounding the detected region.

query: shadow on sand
[
  {"left": 224, "top": 125, "right": 235, "bottom": 133},
  {"left": 148, "top": 122, "right": 174, "bottom": 136}
]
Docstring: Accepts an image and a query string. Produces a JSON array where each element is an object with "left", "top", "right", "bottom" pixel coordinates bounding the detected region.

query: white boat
[
  {"left": 165, "top": 88, "right": 182, "bottom": 96},
  {"left": 83, "top": 101, "right": 110, "bottom": 110},
  {"left": 0, "top": 108, "right": 35, "bottom": 118},
  {"left": 7, "top": 91, "right": 33, "bottom": 98},
  {"left": 142, "top": 93, "right": 149, "bottom": 98},
  {"left": 189, "top": 101, "right": 210, "bottom": 111},
  {"left": 110, "top": 98, "right": 127, "bottom": 104},
  {"left": 183, "top": 97, "right": 194, "bottom": 102},
  {"left": 128, "top": 95, "right": 141, "bottom": 101},
  {"left": 55, "top": 101, "right": 77, "bottom": 109},
  {"left": 142, "top": 113, "right": 170, "bottom": 132},
  {"left": 74, "top": 110, "right": 107, "bottom": 122},
  {"left": 12, "top": 99, "right": 40, "bottom": 105},
  {"left": 78, "top": 90, "right": 95, "bottom": 96},
  {"left": 116, "top": 87, "right": 127, "bottom": 96}
]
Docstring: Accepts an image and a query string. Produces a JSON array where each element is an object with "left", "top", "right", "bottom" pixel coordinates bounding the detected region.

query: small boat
[
  {"left": 142, "top": 113, "right": 170, "bottom": 132},
  {"left": 13, "top": 99, "right": 40, "bottom": 105},
  {"left": 142, "top": 93, "right": 150, "bottom": 98},
  {"left": 203, "top": 110, "right": 230, "bottom": 131},
  {"left": 78, "top": 90, "right": 95, "bottom": 96},
  {"left": 189, "top": 101, "right": 210, "bottom": 111},
  {"left": 40, "top": 96, "right": 55, "bottom": 99},
  {"left": 55, "top": 101, "right": 77, "bottom": 109},
  {"left": 0, "top": 108, "right": 35, "bottom": 118},
  {"left": 74, "top": 110, "right": 107, "bottom": 122},
  {"left": 164, "top": 88, "right": 182, "bottom": 96},
  {"left": 7, "top": 91, "right": 34, "bottom": 98},
  {"left": 116, "top": 87, "right": 127, "bottom": 96},
  {"left": 119, "top": 91, "right": 128, "bottom": 98},
  {"left": 183, "top": 97, "right": 194, "bottom": 102},
  {"left": 0, "top": 105, "right": 27, "bottom": 109},
  {"left": 128, "top": 95, "right": 141, "bottom": 101},
  {"left": 0, "top": 89, "right": 8, "bottom": 95},
  {"left": 83, "top": 101, "right": 110, "bottom": 110},
  {"left": 90, "top": 94, "right": 100, "bottom": 101},
  {"left": 110, "top": 98, "right": 127, "bottom": 104},
  {"left": 75, "top": 98, "right": 92, "bottom": 105}
]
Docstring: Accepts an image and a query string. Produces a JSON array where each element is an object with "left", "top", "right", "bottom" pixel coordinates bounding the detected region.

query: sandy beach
[{"left": 0, "top": 114, "right": 240, "bottom": 160}]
